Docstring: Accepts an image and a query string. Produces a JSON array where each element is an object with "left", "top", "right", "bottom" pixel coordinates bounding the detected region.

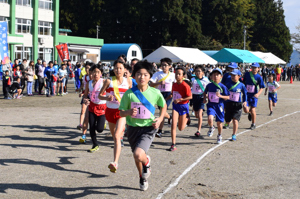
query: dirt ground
[{"left": 0, "top": 81, "right": 300, "bottom": 199}]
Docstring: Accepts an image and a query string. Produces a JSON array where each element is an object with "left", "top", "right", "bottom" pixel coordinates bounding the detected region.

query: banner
[
  {"left": 0, "top": 21, "right": 10, "bottom": 64},
  {"left": 55, "top": 43, "right": 70, "bottom": 61}
]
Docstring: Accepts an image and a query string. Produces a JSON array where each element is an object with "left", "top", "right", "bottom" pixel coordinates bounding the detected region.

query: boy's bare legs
[
  {"left": 133, "top": 147, "right": 148, "bottom": 177},
  {"left": 171, "top": 110, "right": 179, "bottom": 145},
  {"left": 232, "top": 119, "right": 238, "bottom": 135}
]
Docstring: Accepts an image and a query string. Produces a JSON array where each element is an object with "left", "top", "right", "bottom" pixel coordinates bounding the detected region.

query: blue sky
[{"left": 282, "top": 0, "right": 300, "bottom": 34}]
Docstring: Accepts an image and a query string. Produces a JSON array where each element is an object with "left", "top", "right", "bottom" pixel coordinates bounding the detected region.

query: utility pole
[
  {"left": 96, "top": 25, "right": 100, "bottom": 39},
  {"left": 243, "top": 25, "right": 247, "bottom": 50}
]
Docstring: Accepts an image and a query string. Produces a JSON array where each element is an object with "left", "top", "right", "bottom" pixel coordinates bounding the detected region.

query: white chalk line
[{"left": 156, "top": 110, "right": 300, "bottom": 199}]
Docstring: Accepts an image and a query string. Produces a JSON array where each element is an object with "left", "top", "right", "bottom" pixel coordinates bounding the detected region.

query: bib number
[
  {"left": 229, "top": 91, "right": 240, "bottom": 102},
  {"left": 247, "top": 85, "right": 255, "bottom": 93},
  {"left": 173, "top": 91, "right": 182, "bottom": 100},
  {"left": 110, "top": 91, "right": 124, "bottom": 104},
  {"left": 158, "top": 82, "right": 171, "bottom": 91},
  {"left": 131, "top": 102, "right": 151, "bottom": 119},
  {"left": 208, "top": 92, "right": 219, "bottom": 103},
  {"left": 268, "top": 86, "right": 275, "bottom": 92},
  {"left": 90, "top": 91, "right": 100, "bottom": 103},
  {"left": 193, "top": 83, "right": 203, "bottom": 94}
]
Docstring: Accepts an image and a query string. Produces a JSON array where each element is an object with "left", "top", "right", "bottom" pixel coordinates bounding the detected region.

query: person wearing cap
[
  {"left": 203, "top": 68, "right": 230, "bottom": 144},
  {"left": 242, "top": 62, "right": 265, "bottom": 130},
  {"left": 221, "top": 62, "right": 240, "bottom": 84},
  {"left": 224, "top": 69, "right": 248, "bottom": 141}
]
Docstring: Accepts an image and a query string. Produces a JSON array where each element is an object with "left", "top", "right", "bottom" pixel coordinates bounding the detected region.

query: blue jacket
[{"left": 44, "top": 66, "right": 57, "bottom": 81}]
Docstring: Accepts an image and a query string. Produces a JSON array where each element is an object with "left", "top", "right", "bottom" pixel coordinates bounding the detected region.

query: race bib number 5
[{"left": 131, "top": 102, "right": 151, "bottom": 119}]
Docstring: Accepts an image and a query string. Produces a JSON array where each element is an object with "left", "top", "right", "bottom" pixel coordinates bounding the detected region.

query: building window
[
  {"left": 16, "top": 0, "right": 31, "bottom": 6},
  {"left": 16, "top": 18, "right": 32, "bottom": 34},
  {"left": 15, "top": 46, "right": 32, "bottom": 61},
  {"left": 0, "top": 0, "right": 8, "bottom": 3},
  {"left": 132, "top": 50, "right": 137, "bottom": 57},
  {"left": 38, "top": 21, "right": 52, "bottom": 36},
  {"left": 39, "top": 0, "right": 52, "bottom": 10},
  {"left": 0, "top": 16, "right": 8, "bottom": 21},
  {"left": 38, "top": 48, "right": 53, "bottom": 62}
]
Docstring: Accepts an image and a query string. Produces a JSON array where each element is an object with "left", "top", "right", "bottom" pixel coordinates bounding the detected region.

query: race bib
[
  {"left": 173, "top": 91, "right": 182, "bottom": 100},
  {"left": 208, "top": 92, "right": 219, "bottom": 103},
  {"left": 90, "top": 91, "right": 100, "bottom": 103},
  {"left": 131, "top": 102, "right": 151, "bottom": 119},
  {"left": 229, "top": 91, "right": 240, "bottom": 102},
  {"left": 268, "top": 85, "right": 275, "bottom": 93},
  {"left": 247, "top": 85, "right": 255, "bottom": 93},
  {"left": 110, "top": 91, "right": 124, "bottom": 104},
  {"left": 158, "top": 82, "right": 171, "bottom": 91},
  {"left": 192, "top": 83, "right": 203, "bottom": 94}
]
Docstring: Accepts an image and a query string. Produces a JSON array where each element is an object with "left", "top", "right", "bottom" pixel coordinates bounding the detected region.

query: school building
[{"left": 0, "top": 0, "right": 103, "bottom": 63}]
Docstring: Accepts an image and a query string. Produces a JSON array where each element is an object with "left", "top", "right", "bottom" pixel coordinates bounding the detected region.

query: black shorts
[
  {"left": 127, "top": 126, "right": 156, "bottom": 153},
  {"left": 192, "top": 94, "right": 205, "bottom": 112},
  {"left": 80, "top": 95, "right": 90, "bottom": 105},
  {"left": 225, "top": 101, "right": 243, "bottom": 122}
]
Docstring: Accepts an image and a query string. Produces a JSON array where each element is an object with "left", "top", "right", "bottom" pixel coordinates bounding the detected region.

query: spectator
[
  {"left": 35, "top": 58, "right": 42, "bottom": 92},
  {"left": 44, "top": 61, "right": 57, "bottom": 97},
  {"left": 38, "top": 61, "right": 46, "bottom": 95},
  {"left": 25, "top": 61, "right": 35, "bottom": 96},
  {"left": 2, "top": 70, "right": 12, "bottom": 99}
]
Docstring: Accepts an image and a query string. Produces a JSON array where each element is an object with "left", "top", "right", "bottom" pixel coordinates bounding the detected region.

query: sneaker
[
  {"left": 79, "top": 135, "right": 86, "bottom": 144},
  {"left": 217, "top": 134, "right": 222, "bottom": 144},
  {"left": 4, "top": 97, "right": 12, "bottom": 100},
  {"left": 207, "top": 126, "right": 215, "bottom": 137},
  {"left": 223, "top": 123, "right": 229, "bottom": 129},
  {"left": 88, "top": 145, "right": 99, "bottom": 153},
  {"left": 139, "top": 177, "right": 148, "bottom": 191},
  {"left": 269, "top": 111, "right": 273, "bottom": 116},
  {"left": 104, "top": 123, "right": 107, "bottom": 129},
  {"left": 168, "top": 144, "right": 177, "bottom": 152},
  {"left": 155, "top": 129, "right": 162, "bottom": 138},
  {"left": 250, "top": 123, "right": 256, "bottom": 130},
  {"left": 17, "top": 96, "right": 22, "bottom": 99},
  {"left": 195, "top": 131, "right": 204, "bottom": 139},
  {"left": 77, "top": 124, "right": 83, "bottom": 130},
  {"left": 142, "top": 155, "right": 151, "bottom": 179},
  {"left": 248, "top": 113, "right": 252, "bottom": 121},
  {"left": 121, "top": 137, "right": 124, "bottom": 147},
  {"left": 108, "top": 162, "right": 118, "bottom": 173},
  {"left": 231, "top": 134, "right": 237, "bottom": 141},
  {"left": 186, "top": 114, "right": 191, "bottom": 126},
  {"left": 192, "top": 111, "right": 195, "bottom": 116},
  {"left": 57, "top": 93, "right": 60, "bottom": 96}
]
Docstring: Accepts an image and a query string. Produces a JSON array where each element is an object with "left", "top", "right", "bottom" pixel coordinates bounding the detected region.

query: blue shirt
[
  {"left": 242, "top": 72, "right": 265, "bottom": 97},
  {"left": 225, "top": 80, "right": 247, "bottom": 103},
  {"left": 204, "top": 82, "right": 229, "bottom": 107},
  {"left": 44, "top": 67, "right": 57, "bottom": 80},
  {"left": 221, "top": 72, "right": 243, "bottom": 85}
]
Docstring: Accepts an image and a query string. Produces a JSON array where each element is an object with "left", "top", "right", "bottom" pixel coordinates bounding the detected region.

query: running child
[
  {"left": 124, "top": 64, "right": 137, "bottom": 87},
  {"left": 150, "top": 57, "right": 175, "bottom": 138},
  {"left": 78, "top": 64, "right": 92, "bottom": 143},
  {"left": 83, "top": 64, "right": 107, "bottom": 152},
  {"left": 264, "top": 73, "right": 280, "bottom": 116},
  {"left": 119, "top": 60, "right": 167, "bottom": 191},
  {"left": 191, "top": 65, "right": 210, "bottom": 138},
  {"left": 98, "top": 59, "right": 132, "bottom": 173},
  {"left": 203, "top": 68, "right": 230, "bottom": 144},
  {"left": 242, "top": 62, "right": 265, "bottom": 130},
  {"left": 224, "top": 69, "right": 247, "bottom": 141},
  {"left": 167, "top": 67, "right": 192, "bottom": 151}
]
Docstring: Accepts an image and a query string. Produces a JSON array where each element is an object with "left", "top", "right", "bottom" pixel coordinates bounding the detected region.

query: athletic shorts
[
  {"left": 127, "top": 126, "right": 156, "bottom": 153},
  {"left": 207, "top": 104, "right": 225, "bottom": 122},
  {"left": 225, "top": 102, "right": 243, "bottom": 122},
  {"left": 192, "top": 94, "right": 205, "bottom": 112},
  {"left": 268, "top": 93, "right": 277, "bottom": 103},
  {"left": 159, "top": 92, "right": 172, "bottom": 109},
  {"left": 173, "top": 102, "right": 189, "bottom": 116},
  {"left": 80, "top": 95, "right": 90, "bottom": 105},
  {"left": 105, "top": 107, "right": 121, "bottom": 124},
  {"left": 247, "top": 95, "right": 258, "bottom": 108}
]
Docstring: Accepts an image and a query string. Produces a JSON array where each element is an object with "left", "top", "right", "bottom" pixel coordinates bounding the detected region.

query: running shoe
[
  {"left": 104, "top": 123, "right": 107, "bottom": 129},
  {"left": 248, "top": 113, "right": 252, "bottom": 121},
  {"left": 79, "top": 135, "right": 86, "bottom": 144},
  {"left": 155, "top": 129, "right": 162, "bottom": 138},
  {"left": 223, "top": 123, "right": 229, "bottom": 129},
  {"left": 108, "top": 162, "right": 118, "bottom": 173},
  {"left": 250, "top": 123, "right": 256, "bottom": 130},
  {"left": 5, "top": 97, "right": 12, "bottom": 100},
  {"left": 142, "top": 155, "right": 151, "bottom": 179},
  {"left": 269, "top": 111, "right": 273, "bottom": 116},
  {"left": 57, "top": 93, "right": 60, "bottom": 96},
  {"left": 217, "top": 134, "right": 222, "bottom": 144},
  {"left": 186, "top": 114, "right": 191, "bottom": 126},
  {"left": 195, "top": 131, "right": 204, "bottom": 139},
  {"left": 17, "top": 96, "right": 22, "bottom": 99},
  {"left": 231, "top": 134, "right": 237, "bottom": 141},
  {"left": 192, "top": 111, "right": 195, "bottom": 116},
  {"left": 139, "top": 177, "right": 148, "bottom": 191},
  {"left": 88, "top": 145, "right": 99, "bottom": 153},
  {"left": 168, "top": 144, "right": 177, "bottom": 152},
  {"left": 77, "top": 124, "right": 83, "bottom": 130},
  {"left": 121, "top": 137, "right": 124, "bottom": 147},
  {"left": 207, "top": 126, "right": 215, "bottom": 137}
]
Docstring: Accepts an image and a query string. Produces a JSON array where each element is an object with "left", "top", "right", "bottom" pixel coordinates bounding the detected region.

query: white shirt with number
[
  {"left": 191, "top": 77, "right": 210, "bottom": 95},
  {"left": 150, "top": 71, "right": 176, "bottom": 92},
  {"left": 266, "top": 81, "right": 280, "bottom": 93}
]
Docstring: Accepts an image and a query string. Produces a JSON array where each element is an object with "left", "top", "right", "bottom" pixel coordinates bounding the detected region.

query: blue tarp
[
  {"left": 101, "top": 43, "right": 136, "bottom": 61},
  {"left": 202, "top": 50, "right": 218, "bottom": 57},
  {"left": 211, "top": 48, "right": 265, "bottom": 63}
]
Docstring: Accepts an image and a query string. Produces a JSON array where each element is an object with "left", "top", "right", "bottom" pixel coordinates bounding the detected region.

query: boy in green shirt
[{"left": 119, "top": 60, "right": 167, "bottom": 191}]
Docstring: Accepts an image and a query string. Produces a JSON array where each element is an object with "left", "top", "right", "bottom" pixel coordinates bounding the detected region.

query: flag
[
  {"left": 0, "top": 21, "right": 10, "bottom": 64},
  {"left": 55, "top": 43, "right": 70, "bottom": 61}
]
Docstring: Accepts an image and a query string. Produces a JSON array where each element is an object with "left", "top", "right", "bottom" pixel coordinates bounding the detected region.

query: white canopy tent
[
  {"left": 251, "top": 51, "right": 286, "bottom": 65},
  {"left": 144, "top": 46, "right": 218, "bottom": 64}
]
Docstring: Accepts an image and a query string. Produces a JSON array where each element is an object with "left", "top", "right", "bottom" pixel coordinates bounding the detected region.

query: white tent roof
[
  {"left": 144, "top": 46, "right": 218, "bottom": 64},
  {"left": 251, "top": 51, "right": 286, "bottom": 64}
]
